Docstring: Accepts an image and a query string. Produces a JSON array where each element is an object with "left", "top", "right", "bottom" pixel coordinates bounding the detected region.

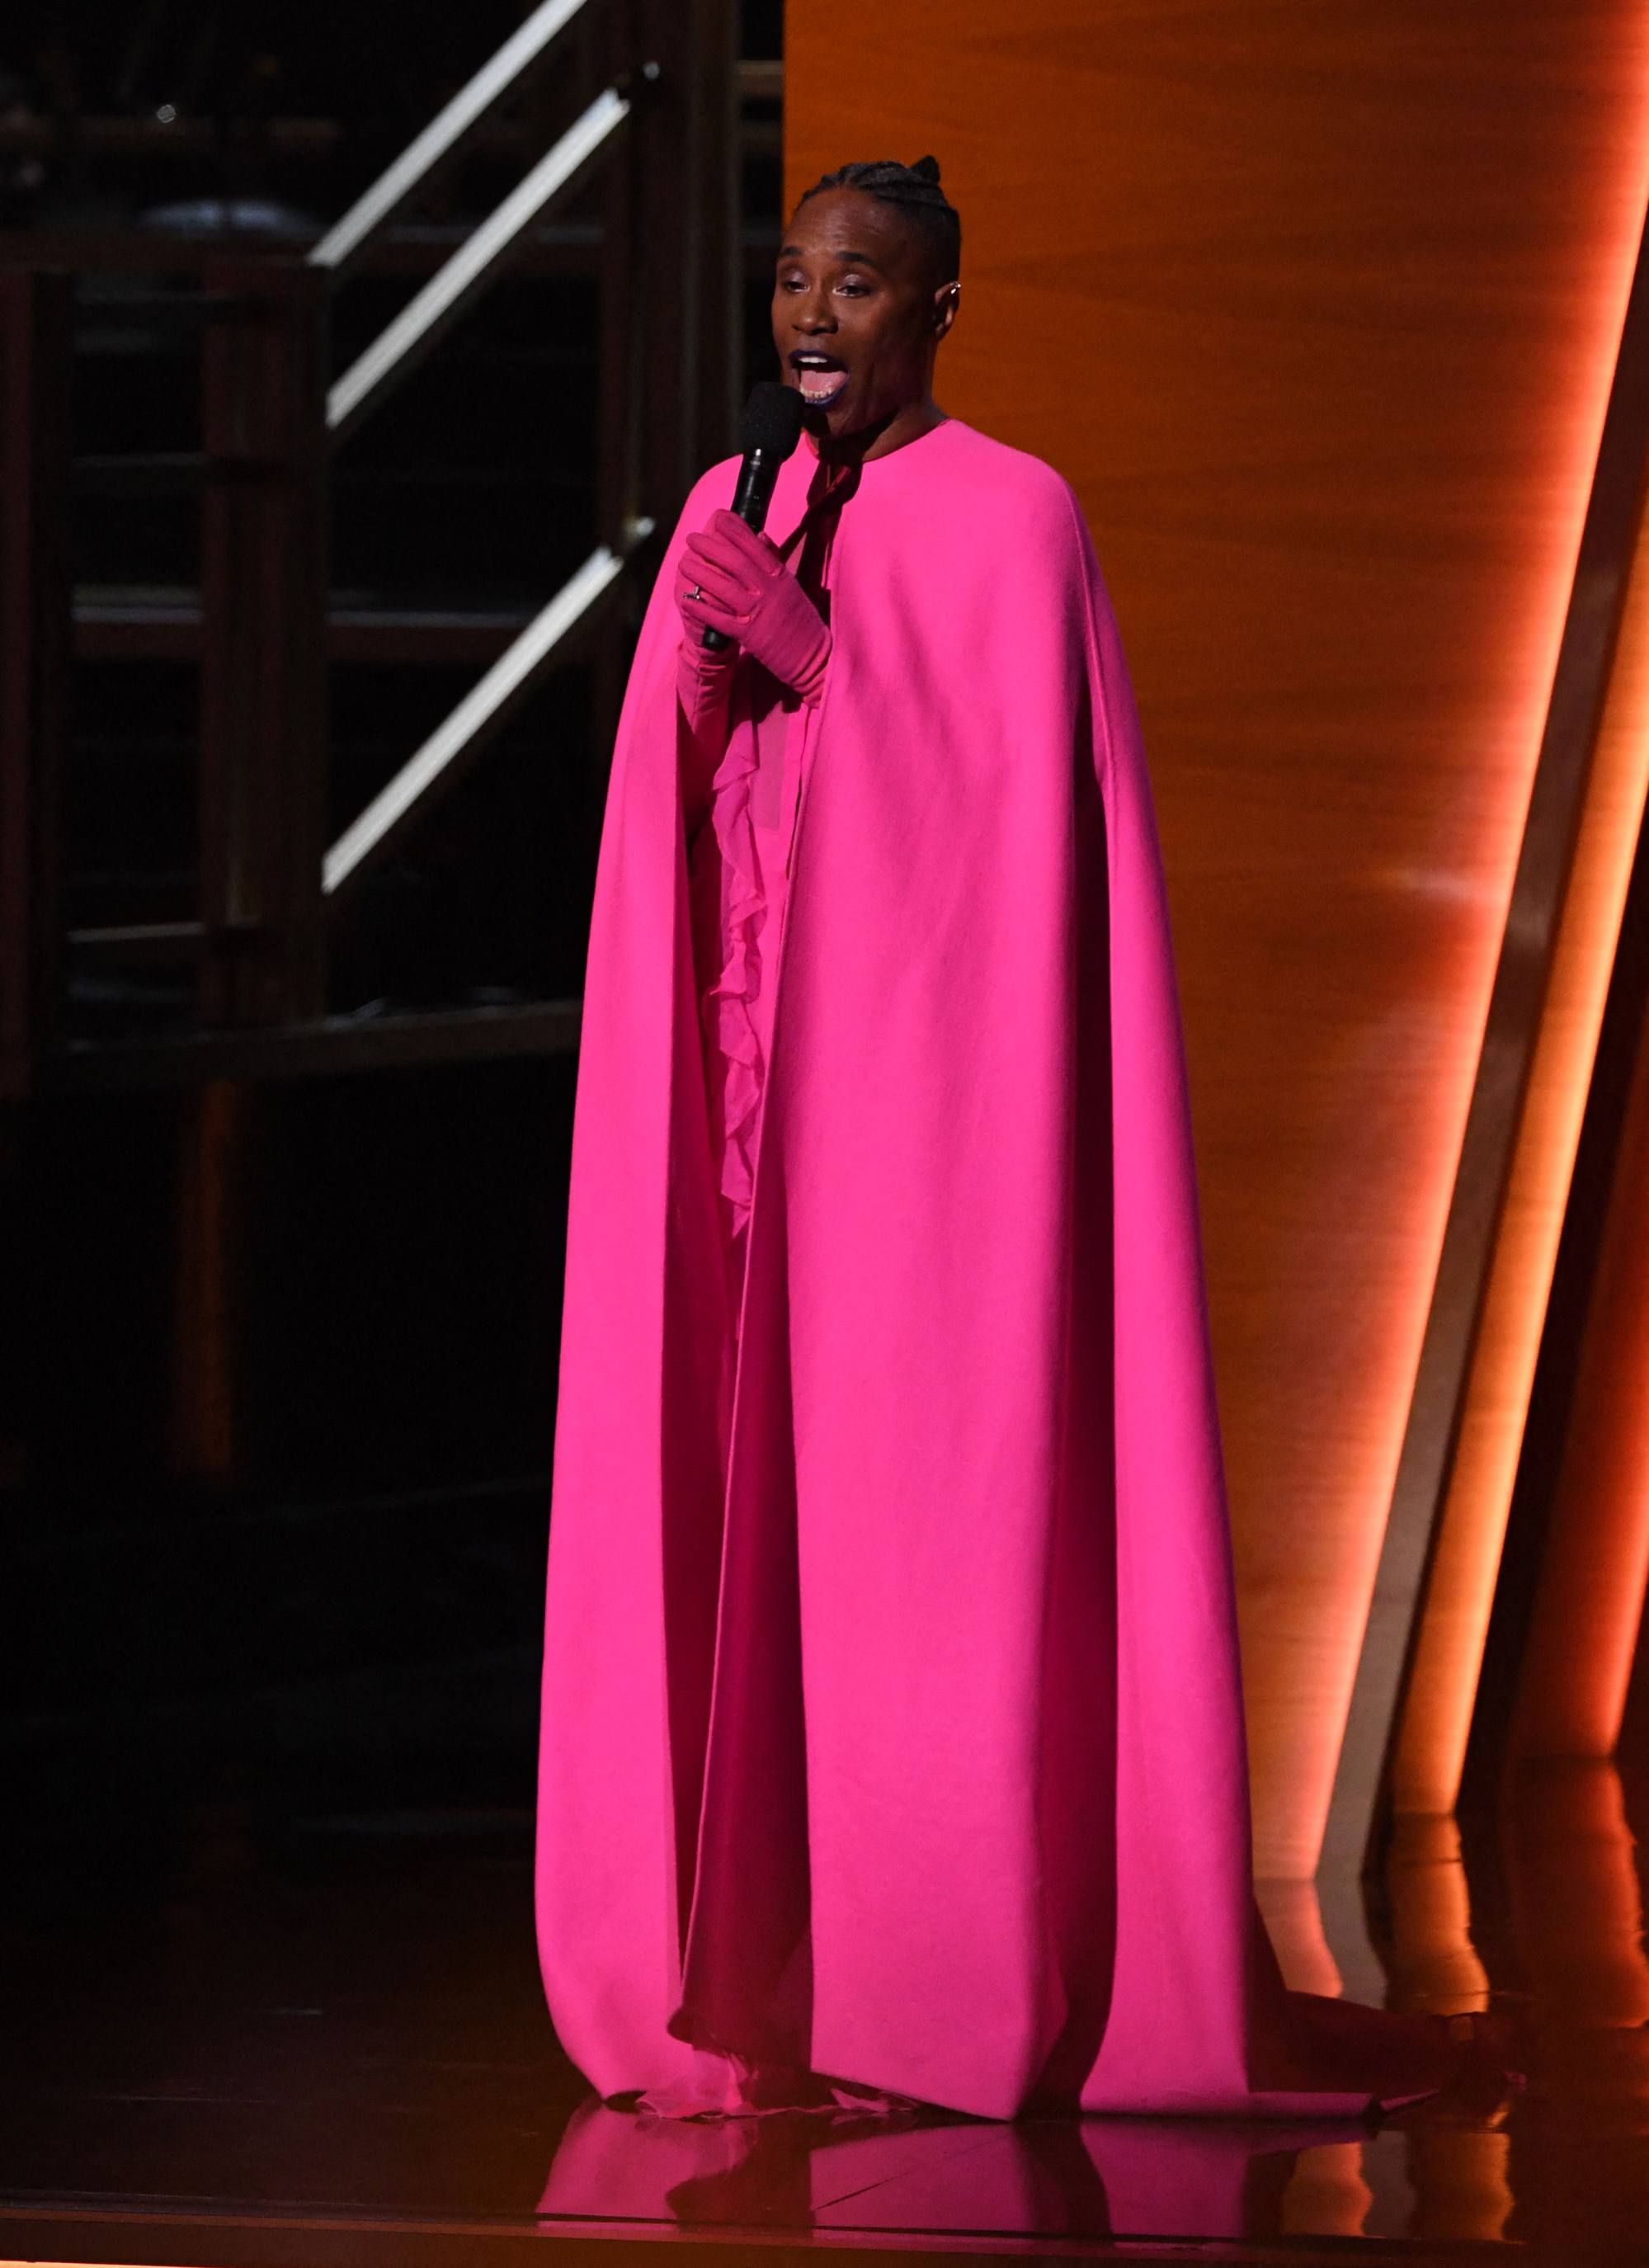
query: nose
[{"left": 790, "top": 283, "right": 836, "bottom": 332}]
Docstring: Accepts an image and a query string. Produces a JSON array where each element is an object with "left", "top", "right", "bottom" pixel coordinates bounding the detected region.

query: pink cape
[{"left": 535, "top": 416, "right": 1474, "bottom": 2120}]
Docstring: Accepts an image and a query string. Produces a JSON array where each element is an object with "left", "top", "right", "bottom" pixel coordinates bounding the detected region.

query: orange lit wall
[
  {"left": 784, "top": 0, "right": 1649, "bottom": 1873},
  {"left": 1394, "top": 470, "right": 1649, "bottom": 1809},
  {"left": 1510, "top": 1025, "right": 1649, "bottom": 1761},
  {"left": 1505, "top": 737, "right": 1649, "bottom": 1762}
]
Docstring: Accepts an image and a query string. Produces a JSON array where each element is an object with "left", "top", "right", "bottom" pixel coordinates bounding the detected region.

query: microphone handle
[{"left": 701, "top": 450, "right": 780, "bottom": 653}]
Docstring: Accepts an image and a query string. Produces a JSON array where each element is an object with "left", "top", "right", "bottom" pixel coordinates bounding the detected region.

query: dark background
[{"left": 1, "top": 0, "right": 784, "bottom": 1929}]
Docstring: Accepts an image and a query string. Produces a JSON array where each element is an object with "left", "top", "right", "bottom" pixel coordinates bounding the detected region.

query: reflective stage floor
[{"left": 1, "top": 1761, "right": 1645, "bottom": 2266}]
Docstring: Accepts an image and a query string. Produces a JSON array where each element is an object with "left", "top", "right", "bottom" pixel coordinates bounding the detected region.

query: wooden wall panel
[{"left": 784, "top": 1, "right": 1649, "bottom": 1874}]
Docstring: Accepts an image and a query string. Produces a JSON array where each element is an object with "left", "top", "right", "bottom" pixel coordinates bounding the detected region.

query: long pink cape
[{"left": 535, "top": 417, "right": 1463, "bottom": 2119}]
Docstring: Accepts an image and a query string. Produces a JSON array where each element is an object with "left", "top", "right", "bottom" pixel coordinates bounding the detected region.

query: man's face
[{"left": 771, "top": 186, "right": 953, "bottom": 441}]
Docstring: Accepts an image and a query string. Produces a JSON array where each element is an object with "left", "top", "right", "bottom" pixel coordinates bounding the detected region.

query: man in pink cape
[{"left": 535, "top": 157, "right": 1509, "bottom": 2122}]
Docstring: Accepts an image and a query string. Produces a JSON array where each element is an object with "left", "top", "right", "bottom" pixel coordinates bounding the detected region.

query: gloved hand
[
  {"left": 675, "top": 509, "right": 832, "bottom": 705},
  {"left": 676, "top": 619, "right": 736, "bottom": 742}
]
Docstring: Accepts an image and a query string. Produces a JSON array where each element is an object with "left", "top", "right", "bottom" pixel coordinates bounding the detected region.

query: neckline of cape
[{"left": 797, "top": 413, "right": 964, "bottom": 479}]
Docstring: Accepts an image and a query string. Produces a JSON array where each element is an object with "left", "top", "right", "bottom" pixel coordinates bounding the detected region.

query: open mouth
[{"left": 789, "top": 350, "right": 850, "bottom": 408}]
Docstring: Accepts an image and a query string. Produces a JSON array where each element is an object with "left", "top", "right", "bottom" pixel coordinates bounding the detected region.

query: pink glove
[
  {"left": 675, "top": 508, "right": 832, "bottom": 705},
  {"left": 676, "top": 620, "right": 736, "bottom": 742}
]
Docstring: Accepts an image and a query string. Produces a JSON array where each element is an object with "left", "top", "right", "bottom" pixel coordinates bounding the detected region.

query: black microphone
[{"left": 701, "top": 380, "right": 806, "bottom": 653}]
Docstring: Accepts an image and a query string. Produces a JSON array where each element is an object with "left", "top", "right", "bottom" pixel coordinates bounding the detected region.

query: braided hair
[{"left": 796, "top": 154, "right": 961, "bottom": 290}]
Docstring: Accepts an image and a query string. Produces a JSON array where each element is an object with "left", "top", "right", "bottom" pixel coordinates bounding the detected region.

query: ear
[{"left": 932, "top": 281, "right": 960, "bottom": 342}]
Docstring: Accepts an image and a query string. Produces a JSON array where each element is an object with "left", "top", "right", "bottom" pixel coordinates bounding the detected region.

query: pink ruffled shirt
[{"left": 678, "top": 467, "right": 845, "bottom": 1319}]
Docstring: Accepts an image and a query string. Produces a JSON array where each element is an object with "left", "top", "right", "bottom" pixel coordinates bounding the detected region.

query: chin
[{"left": 796, "top": 390, "right": 844, "bottom": 424}]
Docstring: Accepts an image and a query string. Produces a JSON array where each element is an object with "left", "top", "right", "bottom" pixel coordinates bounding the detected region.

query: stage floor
[{"left": 0, "top": 1770, "right": 1644, "bottom": 2268}]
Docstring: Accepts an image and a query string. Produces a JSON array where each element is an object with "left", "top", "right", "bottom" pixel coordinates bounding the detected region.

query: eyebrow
[{"left": 776, "top": 244, "right": 887, "bottom": 270}]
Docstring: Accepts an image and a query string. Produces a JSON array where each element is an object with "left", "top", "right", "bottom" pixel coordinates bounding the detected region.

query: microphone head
[{"left": 740, "top": 379, "right": 804, "bottom": 460}]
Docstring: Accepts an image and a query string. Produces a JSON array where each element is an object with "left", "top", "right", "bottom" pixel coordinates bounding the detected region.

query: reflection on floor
[{"left": 1, "top": 1760, "right": 1646, "bottom": 2265}]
